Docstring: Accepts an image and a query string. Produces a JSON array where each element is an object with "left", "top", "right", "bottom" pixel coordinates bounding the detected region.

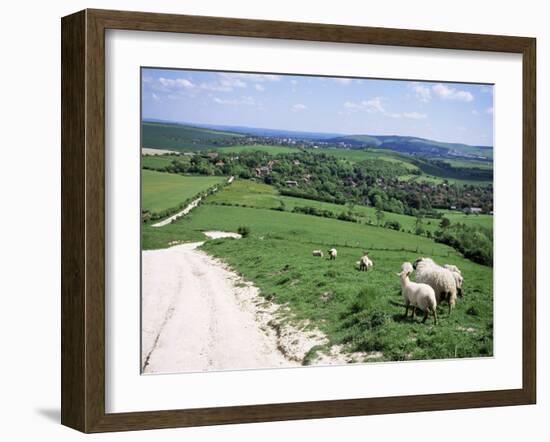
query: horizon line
[{"left": 141, "top": 117, "right": 493, "bottom": 148}]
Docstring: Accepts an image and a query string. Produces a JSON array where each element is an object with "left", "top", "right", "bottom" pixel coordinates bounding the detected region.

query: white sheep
[
  {"left": 327, "top": 248, "right": 337, "bottom": 260},
  {"left": 312, "top": 250, "right": 324, "bottom": 258},
  {"left": 397, "top": 262, "right": 438, "bottom": 324},
  {"left": 358, "top": 252, "right": 373, "bottom": 271},
  {"left": 443, "top": 264, "right": 461, "bottom": 275},
  {"left": 445, "top": 266, "right": 464, "bottom": 298},
  {"left": 413, "top": 257, "right": 458, "bottom": 315}
]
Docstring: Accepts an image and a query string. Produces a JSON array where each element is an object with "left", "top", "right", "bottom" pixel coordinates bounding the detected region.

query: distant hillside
[
  {"left": 190, "top": 123, "right": 341, "bottom": 140},
  {"left": 326, "top": 134, "right": 492, "bottom": 160},
  {"left": 141, "top": 120, "right": 493, "bottom": 161},
  {"left": 142, "top": 121, "right": 245, "bottom": 151}
]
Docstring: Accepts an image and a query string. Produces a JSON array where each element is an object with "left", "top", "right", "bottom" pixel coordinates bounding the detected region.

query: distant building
[
  {"left": 450, "top": 205, "right": 457, "bottom": 210},
  {"left": 463, "top": 207, "right": 483, "bottom": 214},
  {"left": 285, "top": 180, "right": 298, "bottom": 187}
]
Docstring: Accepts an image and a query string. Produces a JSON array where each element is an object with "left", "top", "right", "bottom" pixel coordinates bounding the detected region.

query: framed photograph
[{"left": 61, "top": 9, "right": 536, "bottom": 433}]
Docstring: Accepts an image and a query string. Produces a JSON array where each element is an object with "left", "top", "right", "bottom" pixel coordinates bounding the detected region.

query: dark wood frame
[{"left": 61, "top": 8, "right": 536, "bottom": 433}]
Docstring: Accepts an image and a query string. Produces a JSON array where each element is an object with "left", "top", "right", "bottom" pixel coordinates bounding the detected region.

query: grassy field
[
  {"left": 142, "top": 154, "right": 187, "bottom": 170},
  {"left": 398, "top": 173, "right": 493, "bottom": 187},
  {"left": 442, "top": 158, "right": 493, "bottom": 169},
  {"left": 141, "top": 170, "right": 226, "bottom": 214},
  {"left": 142, "top": 199, "right": 493, "bottom": 363},
  {"left": 318, "top": 148, "right": 420, "bottom": 171},
  {"left": 142, "top": 122, "right": 244, "bottom": 151},
  {"left": 438, "top": 209, "right": 493, "bottom": 229},
  {"left": 206, "top": 179, "right": 482, "bottom": 233}
]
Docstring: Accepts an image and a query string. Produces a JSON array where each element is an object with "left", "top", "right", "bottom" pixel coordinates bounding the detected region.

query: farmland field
[
  {"left": 398, "top": 173, "right": 493, "bottom": 187},
  {"left": 142, "top": 199, "right": 493, "bottom": 363},
  {"left": 142, "top": 121, "right": 244, "bottom": 151},
  {"left": 438, "top": 209, "right": 493, "bottom": 229},
  {"left": 207, "top": 179, "right": 446, "bottom": 233},
  {"left": 142, "top": 154, "right": 188, "bottom": 170},
  {"left": 141, "top": 169, "right": 226, "bottom": 214}
]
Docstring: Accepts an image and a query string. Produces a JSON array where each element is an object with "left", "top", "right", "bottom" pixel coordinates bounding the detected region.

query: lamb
[
  {"left": 312, "top": 250, "right": 324, "bottom": 258},
  {"left": 358, "top": 252, "right": 373, "bottom": 271},
  {"left": 327, "top": 248, "right": 337, "bottom": 260},
  {"left": 413, "top": 257, "right": 458, "bottom": 315},
  {"left": 397, "top": 262, "right": 438, "bottom": 324}
]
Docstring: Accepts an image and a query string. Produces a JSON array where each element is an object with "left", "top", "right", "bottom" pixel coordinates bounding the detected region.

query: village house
[{"left": 463, "top": 207, "right": 483, "bottom": 214}]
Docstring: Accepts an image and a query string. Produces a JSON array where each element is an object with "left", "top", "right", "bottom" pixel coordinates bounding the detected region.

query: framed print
[{"left": 61, "top": 9, "right": 536, "bottom": 433}]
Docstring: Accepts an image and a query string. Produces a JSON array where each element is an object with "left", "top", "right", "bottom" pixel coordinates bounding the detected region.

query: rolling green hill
[
  {"left": 142, "top": 196, "right": 493, "bottom": 363},
  {"left": 141, "top": 170, "right": 225, "bottom": 214},
  {"left": 142, "top": 121, "right": 244, "bottom": 151},
  {"left": 327, "top": 134, "right": 493, "bottom": 160}
]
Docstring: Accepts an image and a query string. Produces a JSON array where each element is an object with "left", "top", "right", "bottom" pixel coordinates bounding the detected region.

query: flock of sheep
[{"left": 312, "top": 248, "right": 464, "bottom": 325}]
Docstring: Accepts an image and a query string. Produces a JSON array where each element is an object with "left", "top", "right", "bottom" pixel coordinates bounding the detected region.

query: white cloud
[
  {"left": 432, "top": 83, "right": 474, "bottom": 102},
  {"left": 291, "top": 103, "right": 308, "bottom": 112},
  {"left": 213, "top": 96, "right": 255, "bottom": 106},
  {"left": 151, "top": 92, "right": 160, "bottom": 102},
  {"left": 157, "top": 77, "right": 195, "bottom": 91},
  {"left": 344, "top": 97, "right": 426, "bottom": 119},
  {"left": 344, "top": 97, "right": 385, "bottom": 113},
  {"left": 254, "top": 84, "right": 265, "bottom": 92},
  {"left": 200, "top": 74, "right": 248, "bottom": 92},
  {"left": 485, "top": 107, "right": 494, "bottom": 114},
  {"left": 410, "top": 83, "right": 432, "bottom": 102}
]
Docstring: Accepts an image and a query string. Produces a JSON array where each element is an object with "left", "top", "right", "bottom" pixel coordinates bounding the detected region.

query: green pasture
[
  {"left": 141, "top": 170, "right": 225, "bottom": 214},
  {"left": 141, "top": 200, "right": 493, "bottom": 363}
]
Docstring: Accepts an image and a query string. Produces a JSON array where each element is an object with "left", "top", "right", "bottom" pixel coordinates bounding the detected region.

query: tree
[
  {"left": 440, "top": 217, "right": 451, "bottom": 229},
  {"left": 375, "top": 208, "right": 385, "bottom": 226},
  {"left": 415, "top": 215, "right": 425, "bottom": 236}
]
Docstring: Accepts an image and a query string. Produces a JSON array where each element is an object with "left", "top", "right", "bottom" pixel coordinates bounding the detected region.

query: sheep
[
  {"left": 443, "top": 264, "right": 464, "bottom": 297},
  {"left": 358, "top": 252, "right": 373, "bottom": 271},
  {"left": 444, "top": 264, "right": 461, "bottom": 275},
  {"left": 327, "top": 248, "right": 337, "bottom": 260},
  {"left": 312, "top": 250, "right": 324, "bottom": 258},
  {"left": 401, "top": 262, "right": 414, "bottom": 274},
  {"left": 397, "top": 262, "right": 438, "bottom": 324},
  {"left": 413, "top": 257, "right": 458, "bottom": 315}
]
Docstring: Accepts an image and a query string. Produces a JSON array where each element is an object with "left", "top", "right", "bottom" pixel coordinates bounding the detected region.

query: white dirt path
[{"left": 142, "top": 240, "right": 301, "bottom": 374}]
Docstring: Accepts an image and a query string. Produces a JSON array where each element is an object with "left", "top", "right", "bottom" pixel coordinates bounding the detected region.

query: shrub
[
  {"left": 384, "top": 220, "right": 401, "bottom": 231},
  {"left": 237, "top": 225, "right": 251, "bottom": 238}
]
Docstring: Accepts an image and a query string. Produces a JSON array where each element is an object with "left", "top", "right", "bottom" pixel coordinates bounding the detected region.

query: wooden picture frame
[{"left": 61, "top": 8, "right": 536, "bottom": 433}]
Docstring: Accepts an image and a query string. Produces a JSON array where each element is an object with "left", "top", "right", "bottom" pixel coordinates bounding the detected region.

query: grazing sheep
[
  {"left": 444, "top": 264, "right": 461, "bottom": 275},
  {"left": 447, "top": 269, "right": 464, "bottom": 297},
  {"left": 413, "top": 257, "right": 458, "bottom": 315},
  {"left": 312, "top": 250, "right": 324, "bottom": 258},
  {"left": 327, "top": 248, "right": 337, "bottom": 260},
  {"left": 397, "top": 262, "right": 438, "bottom": 324},
  {"left": 443, "top": 264, "right": 464, "bottom": 297},
  {"left": 358, "top": 252, "right": 373, "bottom": 271},
  {"left": 401, "top": 262, "right": 414, "bottom": 274}
]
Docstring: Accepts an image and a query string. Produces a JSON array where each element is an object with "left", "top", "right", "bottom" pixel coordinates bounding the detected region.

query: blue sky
[{"left": 142, "top": 68, "right": 494, "bottom": 146}]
